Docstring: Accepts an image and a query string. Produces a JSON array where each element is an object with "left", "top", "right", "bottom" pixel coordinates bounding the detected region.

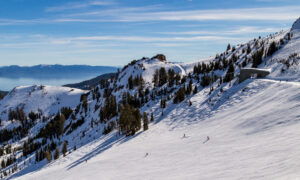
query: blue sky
[{"left": 0, "top": 0, "right": 299, "bottom": 66}]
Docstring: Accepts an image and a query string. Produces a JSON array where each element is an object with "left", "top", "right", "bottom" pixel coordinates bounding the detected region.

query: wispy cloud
[
  {"left": 112, "top": 6, "right": 300, "bottom": 22},
  {"left": 49, "top": 35, "right": 241, "bottom": 44},
  {"left": 62, "top": 5, "right": 300, "bottom": 22},
  {"left": 63, "top": 5, "right": 163, "bottom": 17},
  {"left": 0, "top": 34, "right": 244, "bottom": 50},
  {"left": 45, "top": 0, "right": 114, "bottom": 12},
  {"left": 0, "top": 5, "right": 299, "bottom": 26},
  {"left": 158, "top": 26, "right": 282, "bottom": 35}
]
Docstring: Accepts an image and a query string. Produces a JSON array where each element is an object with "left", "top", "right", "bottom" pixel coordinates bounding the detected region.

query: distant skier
[
  {"left": 183, "top": 133, "right": 186, "bottom": 138},
  {"left": 203, "top": 136, "right": 210, "bottom": 144},
  {"left": 145, "top": 153, "right": 149, "bottom": 158}
]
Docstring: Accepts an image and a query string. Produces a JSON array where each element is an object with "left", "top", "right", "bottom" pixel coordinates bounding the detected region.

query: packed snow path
[{"left": 14, "top": 78, "right": 300, "bottom": 180}]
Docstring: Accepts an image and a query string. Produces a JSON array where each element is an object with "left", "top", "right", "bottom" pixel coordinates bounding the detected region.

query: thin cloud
[
  {"left": 115, "top": 6, "right": 300, "bottom": 22},
  {"left": 63, "top": 6, "right": 300, "bottom": 22},
  {"left": 53, "top": 35, "right": 240, "bottom": 44},
  {"left": 158, "top": 26, "right": 282, "bottom": 35},
  {"left": 1, "top": 6, "right": 300, "bottom": 25},
  {"left": 0, "top": 34, "right": 243, "bottom": 49},
  {"left": 63, "top": 5, "right": 163, "bottom": 17},
  {"left": 45, "top": 1, "right": 114, "bottom": 12}
]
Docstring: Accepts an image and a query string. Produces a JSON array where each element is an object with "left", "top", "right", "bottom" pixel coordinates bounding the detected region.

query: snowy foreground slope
[
  {"left": 2, "top": 18, "right": 300, "bottom": 180},
  {"left": 15, "top": 79, "right": 300, "bottom": 180}
]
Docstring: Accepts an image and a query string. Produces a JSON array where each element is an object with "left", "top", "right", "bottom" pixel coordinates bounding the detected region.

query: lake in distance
[{"left": 0, "top": 75, "right": 98, "bottom": 91}]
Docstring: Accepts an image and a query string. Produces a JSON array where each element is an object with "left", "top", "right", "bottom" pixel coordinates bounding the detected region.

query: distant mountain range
[{"left": 0, "top": 64, "right": 119, "bottom": 79}]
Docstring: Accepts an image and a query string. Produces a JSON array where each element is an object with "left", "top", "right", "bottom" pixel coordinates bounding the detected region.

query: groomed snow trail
[{"left": 14, "top": 78, "right": 300, "bottom": 180}]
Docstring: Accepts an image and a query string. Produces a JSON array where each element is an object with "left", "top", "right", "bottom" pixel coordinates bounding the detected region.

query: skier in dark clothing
[{"left": 203, "top": 136, "right": 210, "bottom": 144}]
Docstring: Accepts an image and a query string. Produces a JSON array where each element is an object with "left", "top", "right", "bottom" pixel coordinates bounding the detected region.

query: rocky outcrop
[{"left": 152, "top": 54, "right": 167, "bottom": 62}]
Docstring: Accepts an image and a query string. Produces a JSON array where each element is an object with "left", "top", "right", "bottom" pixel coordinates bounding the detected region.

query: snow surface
[
  {"left": 180, "top": 56, "right": 214, "bottom": 74},
  {"left": 13, "top": 79, "right": 300, "bottom": 180},
  {"left": 0, "top": 85, "right": 86, "bottom": 122},
  {"left": 118, "top": 58, "right": 186, "bottom": 87},
  {"left": 264, "top": 28, "right": 300, "bottom": 81}
]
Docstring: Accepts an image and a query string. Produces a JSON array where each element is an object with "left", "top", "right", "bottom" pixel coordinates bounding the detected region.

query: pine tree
[
  {"left": 247, "top": 44, "right": 251, "bottom": 54},
  {"left": 91, "top": 118, "right": 94, "bottom": 128},
  {"left": 39, "top": 149, "right": 44, "bottom": 161},
  {"left": 133, "top": 108, "right": 142, "bottom": 131},
  {"left": 186, "top": 79, "right": 193, "bottom": 95},
  {"left": 227, "top": 43, "right": 231, "bottom": 51},
  {"left": 193, "top": 86, "right": 198, "bottom": 94},
  {"left": 1, "top": 160, "right": 5, "bottom": 168},
  {"left": 232, "top": 46, "right": 236, "bottom": 52},
  {"left": 62, "top": 141, "right": 67, "bottom": 157},
  {"left": 151, "top": 113, "right": 154, "bottom": 122},
  {"left": 159, "top": 67, "right": 168, "bottom": 86},
  {"left": 252, "top": 46, "right": 264, "bottom": 68},
  {"left": 224, "top": 63, "right": 235, "bottom": 82},
  {"left": 153, "top": 69, "right": 159, "bottom": 87},
  {"left": 175, "top": 74, "right": 181, "bottom": 85},
  {"left": 119, "top": 105, "right": 141, "bottom": 136},
  {"left": 160, "top": 99, "right": 166, "bottom": 108},
  {"left": 173, "top": 87, "right": 185, "bottom": 103},
  {"left": 143, "top": 112, "right": 148, "bottom": 131},
  {"left": 267, "top": 41, "right": 277, "bottom": 56},
  {"left": 54, "top": 147, "right": 60, "bottom": 160},
  {"left": 128, "top": 75, "right": 134, "bottom": 89},
  {"left": 23, "top": 141, "right": 28, "bottom": 157},
  {"left": 168, "top": 69, "right": 175, "bottom": 87},
  {"left": 35, "top": 151, "right": 39, "bottom": 162},
  {"left": 59, "top": 114, "right": 66, "bottom": 136},
  {"left": 45, "top": 151, "right": 52, "bottom": 163}
]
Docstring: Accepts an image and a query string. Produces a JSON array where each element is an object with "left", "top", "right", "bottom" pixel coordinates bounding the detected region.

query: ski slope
[{"left": 13, "top": 78, "right": 300, "bottom": 180}]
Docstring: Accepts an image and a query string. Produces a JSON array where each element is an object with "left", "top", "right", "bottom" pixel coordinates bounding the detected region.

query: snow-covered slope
[
  {"left": 0, "top": 85, "right": 86, "bottom": 121},
  {"left": 263, "top": 20, "right": 300, "bottom": 81},
  {"left": 14, "top": 78, "right": 300, "bottom": 180},
  {"left": 118, "top": 58, "right": 186, "bottom": 86}
]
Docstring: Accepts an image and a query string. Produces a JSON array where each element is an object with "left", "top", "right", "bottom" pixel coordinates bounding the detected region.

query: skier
[
  {"left": 145, "top": 153, "right": 149, "bottom": 157},
  {"left": 183, "top": 133, "right": 186, "bottom": 138},
  {"left": 203, "top": 136, "right": 210, "bottom": 144}
]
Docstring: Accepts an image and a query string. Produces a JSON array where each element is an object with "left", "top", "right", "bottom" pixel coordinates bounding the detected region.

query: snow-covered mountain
[
  {"left": 1, "top": 18, "right": 300, "bottom": 180},
  {"left": 0, "top": 85, "right": 86, "bottom": 120}
]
